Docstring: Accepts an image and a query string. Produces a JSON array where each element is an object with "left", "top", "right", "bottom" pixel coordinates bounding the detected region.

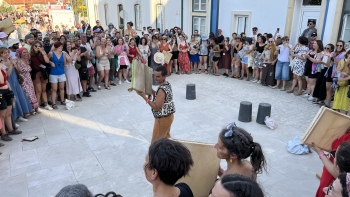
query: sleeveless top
[
  {"left": 159, "top": 43, "right": 170, "bottom": 52},
  {"left": 98, "top": 47, "right": 109, "bottom": 61},
  {"left": 152, "top": 82, "right": 176, "bottom": 118},
  {"left": 0, "top": 69, "right": 7, "bottom": 87},
  {"left": 51, "top": 52, "right": 65, "bottom": 75},
  {"left": 128, "top": 45, "right": 138, "bottom": 63},
  {"left": 199, "top": 40, "right": 208, "bottom": 55}
]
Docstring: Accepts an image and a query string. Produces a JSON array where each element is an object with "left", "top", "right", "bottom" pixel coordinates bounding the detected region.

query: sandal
[
  {"left": 8, "top": 130, "right": 22, "bottom": 135},
  {"left": 75, "top": 98, "right": 82, "bottom": 102},
  {"left": 105, "top": 86, "right": 111, "bottom": 90},
  {"left": 205, "top": 69, "right": 208, "bottom": 74},
  {"left": 294, "top": 92, "right": 302, "bottom": 96},
  {"left": 52, "top": 104, "right": 58, "bottom": 109},
  {"left": 61, "top": 101, "right": 66, "bottom": 105},
  {"left": 30, "top": 110, "right": 37, "bottom": 115},
  {"left": 197, "top": 69, "right": 202, "bottom": 74},
  {"left": 98, "top": 86, "right": 101, "bottom": 90},
  {"left": 24, "top": 113, "right": 31, "bottom": 118},
  {"left": 110, "top": 83, "right": 117, "bottom": 86}
]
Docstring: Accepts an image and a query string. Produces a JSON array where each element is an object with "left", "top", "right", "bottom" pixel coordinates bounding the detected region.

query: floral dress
[
  {"left": 178, "top": 43, "right": 190, "bottom": 74},
  {"left": 291, "top": 45, "right": 309, "bottom": 76},
  {"left": 18, "top": 60, "right": 39, "bottom": 109}
]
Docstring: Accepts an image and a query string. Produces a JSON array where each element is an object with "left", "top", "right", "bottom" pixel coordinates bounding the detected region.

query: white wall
[
  {"left": 218, "top": 0, "right": 289, "bottom": 38},
  {"left": 322, "top": 0, "right": 337, "bottom": 44}
]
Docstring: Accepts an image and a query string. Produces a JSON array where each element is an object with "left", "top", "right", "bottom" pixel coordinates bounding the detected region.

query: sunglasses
[
  {"left": 308, "top": 23, "right": 313, "bottom": 25},
  {"left": 224, "top": 122, "right": 237, "bottom": 137},
  {"left": 269, "top": 41, "right": 274, "bottom": 43},
  {"left": 324, "top": 47, "right": 330, "bottom": 50},
  {"left": 337, "top": 45, "right": 343, "bottom": 47},
  {"left": 326, "top": 181, "right": 334, "bottom": 195},
  {"left": 253, "top": 29, "right": 257, "bottom": 31}
]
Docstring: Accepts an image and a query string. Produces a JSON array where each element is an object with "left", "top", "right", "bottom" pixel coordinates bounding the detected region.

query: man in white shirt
[
  {"left": 8, "top": 39, "right": 20, "bottom": 57},
  {"left": 250, "top": 27, "right": 258, "bottom": 42}
]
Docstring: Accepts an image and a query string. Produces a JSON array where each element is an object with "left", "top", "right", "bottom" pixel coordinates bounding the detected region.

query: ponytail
[{"left": 250, "top": 142, "right": 266, "bottom": 174}]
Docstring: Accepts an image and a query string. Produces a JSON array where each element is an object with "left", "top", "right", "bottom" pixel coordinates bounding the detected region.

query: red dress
[
  {"left": 315, "top": 133, "right": 350, "bottom": 197},
  {"left": 178, "top": 43, "right": 190, "bottom": 74},
  {"left": 128, "top": 45, "right": 138, "bottom": 64}
]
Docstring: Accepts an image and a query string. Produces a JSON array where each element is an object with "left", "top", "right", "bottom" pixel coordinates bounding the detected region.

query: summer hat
[
  {"left": 8, "top": 38, "right": 19, "bottom": 47},
  {"left": 201, "top": 34, "right": 208, "bottom": 40},
  {"left": 154, "top": 52, "right": 165, "bottom": 64}
]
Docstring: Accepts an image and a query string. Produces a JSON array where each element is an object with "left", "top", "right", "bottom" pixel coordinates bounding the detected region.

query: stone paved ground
[{"left": 0, "top": 73, "right": 323, "bottom": 197}]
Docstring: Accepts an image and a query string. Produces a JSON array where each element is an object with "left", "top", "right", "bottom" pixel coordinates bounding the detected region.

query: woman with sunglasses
[
  {"left": 311, "top": 137, "right": 350, "bottom": 197},
  {"left": 221, "top": 37, "right": 231, "bottom": 77},
  {"left": 178, "top": 35, "right": 190, "bottom": 74},
  {"left": 323, "top": 172, "right": 350, "bottom": 197},
  {"left": 214, "top": 122, "right": 266, "bottom": 180},
  {"left": 333, "top": 50, "right": 350, "bottom": 114},
  {"left": 232, "top": 36, "right": 243, "bottom": 78},
  {"left": 304, "top": 40, "right": 324, "bottom": 101},
  {"left": 29, "top": 40, "right": 52, "bottom": 110},
  {"left": 159, "top": 36, "right": 172, "bottom": 75},
  {"left": 312, "top": 44, "right": 334, "bottom": 105},
  {"left": 169, "top": 36, "right": 179, "bottom": 74},
  {"left": 273, "top": 36, "right": 292, "bottom": 90},
  {"left": 47, "top": 41, "right": 68, "bottom": 109},
  {"left": 323, "top": 41, "right": 346, "bottom": 108},
  {"left": 287, "top": 36, "right": 309, "bottom": 95},
  {"left": 260, "top": 38, "right": 277, "bottom": 86}
]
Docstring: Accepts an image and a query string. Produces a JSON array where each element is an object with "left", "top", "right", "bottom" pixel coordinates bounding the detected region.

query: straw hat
[{"left": 154, "top": 52, "right": 165, "bottom": 64}]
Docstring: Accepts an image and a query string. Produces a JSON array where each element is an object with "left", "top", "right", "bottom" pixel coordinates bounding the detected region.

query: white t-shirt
[
  {"left": 10, "top": 51, "right": 16, "bottom": 57},
  {"left": 277, "top": 44, "right": 292, "bottom": 62}
]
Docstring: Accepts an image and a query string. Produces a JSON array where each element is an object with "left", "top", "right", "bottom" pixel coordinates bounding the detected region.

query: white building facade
[{"left": 85, "top": 0, "right": 346, "bottom": 45}]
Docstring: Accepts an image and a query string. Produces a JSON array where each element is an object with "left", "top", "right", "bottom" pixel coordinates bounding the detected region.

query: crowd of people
[{"left": 0, "top": 12, "right": 350, "bottom": 196}]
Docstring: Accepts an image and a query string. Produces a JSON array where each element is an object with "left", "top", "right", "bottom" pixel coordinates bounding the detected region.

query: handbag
[{"left": 74, "top": 62, "right": 81, "bottom": 70}]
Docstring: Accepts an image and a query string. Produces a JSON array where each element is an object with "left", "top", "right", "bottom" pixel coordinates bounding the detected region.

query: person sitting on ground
[
  {"left": 144, "top": 138, "right": 194, "bottom": 197},
  {"left": 323, "top": 172, "right": 350, "bottom": 197},
  {"left": 210, "top": 174, "right": 264, "bottom": 197},
  {"left": 214, "top": 122, "right": 266, "bottom": 180}
]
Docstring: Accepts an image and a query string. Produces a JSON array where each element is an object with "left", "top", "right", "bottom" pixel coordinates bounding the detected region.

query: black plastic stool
[
  {"left": 186, "top": 84, "right": 196, "bottom": 100},
  {"left": 256, "top": 103, "right": 271, "bottom": 125},
  {"left": 238, "top": 101, "right": 252, "bottom": 122}
]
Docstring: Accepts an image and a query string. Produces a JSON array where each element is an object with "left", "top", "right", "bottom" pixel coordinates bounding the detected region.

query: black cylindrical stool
[
  {"left": 238, "top": 101, "right": 252, "bottom": 122},
  {"left": 152, "top": 74, "right": 157, "bottom": 85},
  {"left": 256, "top": 103, "right": 271, "bottom": 125},
  {"left": 186, "top": 84, "right": 196, "bottom": 100}
]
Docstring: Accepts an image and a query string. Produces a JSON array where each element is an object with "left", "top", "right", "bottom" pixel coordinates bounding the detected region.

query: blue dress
[{"left": 8, "top": 68, "right": 33, "bottom": 120}]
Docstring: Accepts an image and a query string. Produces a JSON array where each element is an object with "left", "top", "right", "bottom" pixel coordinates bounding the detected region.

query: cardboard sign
[
  {"left": 301, "top": 107, "right": 350, "bottom": 152},
  {"left": 0, "top": 18, "right": 15, "bottom": 35},
  {"left": 131, "top": 59, "right": 153, "bottom": 95},
  {"left": 173, "top": 139, "right": 220, "bottom": 197}
]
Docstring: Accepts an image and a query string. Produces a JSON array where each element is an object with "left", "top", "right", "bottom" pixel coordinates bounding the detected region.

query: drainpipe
[
  {"left": 181, "top": 0, "right": 183, "bottom": 29},
  {"left": 321, "top": 0, "right": 330, "bottom": 40}
]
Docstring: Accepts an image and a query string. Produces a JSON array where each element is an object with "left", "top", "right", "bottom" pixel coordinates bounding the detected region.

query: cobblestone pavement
[{"left": 0, "top": 72, "right": 323, "bottom": 197}]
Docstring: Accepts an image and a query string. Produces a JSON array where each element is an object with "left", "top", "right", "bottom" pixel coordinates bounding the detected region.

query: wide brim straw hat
[{"left": 154, "top": 52, "right": 165, "bottom": 64}]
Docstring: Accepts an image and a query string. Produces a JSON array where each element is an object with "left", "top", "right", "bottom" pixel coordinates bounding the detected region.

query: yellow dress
[{"left": 333, "top": 59, "right": 350, "bottom": 111}]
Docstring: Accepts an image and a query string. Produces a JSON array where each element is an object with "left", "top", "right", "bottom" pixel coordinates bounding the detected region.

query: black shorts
[
  {"left": 304, "top": 63, "right": 319, "bottom": 78},
  {"left": 79, "top": 68, "right": 89, "bottom": 81},
  {"left": 325, "top": 65, "right": 333, "bottom": 82},
  {"left": 213, "top": 57, "right": 220, "bottom": 62},
  {"left": 119, "top": 65, "right": 127, "bottom": 70},
  {"left": 171, "top": 51, "right": 179, "bottom": 60},
  {"left": 0, "top": 89, "right": 13, "bottom": 110}
]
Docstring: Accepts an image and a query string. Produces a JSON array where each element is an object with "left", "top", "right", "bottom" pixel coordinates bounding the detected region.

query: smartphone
[{"left": 277, "top": 28, "right": 280, "bottom": 32}]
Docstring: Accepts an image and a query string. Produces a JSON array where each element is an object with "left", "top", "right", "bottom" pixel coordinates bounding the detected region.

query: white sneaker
[
  {"left": 44, "top": 105, "right": 53, "bottom": 111},
  {"left": 36, "top": 108, "right": 42, "bottom": 113},
  {"left": 15, "top": 123, "right": 19, "bottom": 128},
  {"left": 125, "top": 80, "right": 130, "bottom": 84},
  {"left": 18, "top": 117, "right": 28, "bottom": 122},
  {"left": 308, "top": 96, "right": 315, "bottom": 101},
  {"left": 257, "top": 80, "right": 261, "bottom": 84},
  {"left": 252, "top": 79, "right": 257, "bottom": 83},
  {"left": 118, "top": 80, "right": 122, "bottom": 85},
  {"left": 302, "top": 93, "right": 309, "bottom": 98}
]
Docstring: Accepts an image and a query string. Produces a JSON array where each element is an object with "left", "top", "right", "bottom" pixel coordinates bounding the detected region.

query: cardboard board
[
  {"left": 0, "top": 18, "right": 15, "bottom": 35},
  {"left": 173, "top": 139, "right": 220, "bottom": 197},
  {"left": 162, "top": 51, "right": 173, "bottom": 64},
  {"left": 131, "top": 59, "right": 153, "bottom": 95},
  {"left": 301, "top": 107, "right": 350, "bottom": 152}
]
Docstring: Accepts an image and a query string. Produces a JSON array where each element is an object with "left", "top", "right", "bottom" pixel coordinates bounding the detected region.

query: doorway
[{"left": 297, "top": 7, "right": 320, "bottom": 40}]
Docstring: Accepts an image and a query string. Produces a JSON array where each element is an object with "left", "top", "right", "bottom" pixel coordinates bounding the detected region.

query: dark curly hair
[
  {"left": 338, "top": 173, "right": 349, "bottom": 197},
  {"left": 146, "top": 138, "right": 193, "bottom": 185},
  {"left": 219, "top": 126, "right": 266, "bottom": 174},
  {"left": 336, "top": 141, "right": 350, "bottom": 173},
  {"left": 221, "top": 174, "right": 264, "bottom": 197},
  {"left": 298, "top": 36, "right": 308, "bottom": 45}
]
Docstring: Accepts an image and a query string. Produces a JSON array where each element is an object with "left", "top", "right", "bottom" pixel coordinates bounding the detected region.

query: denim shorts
[
  {"left": 241, "top": 57, "right": 248, "bottom": 64},
  {"left": 49, "top": 74, "right": 66, "bottom": 83},
  {"left": 275, "top": 61, "right": 290, "bottom": 81}
]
